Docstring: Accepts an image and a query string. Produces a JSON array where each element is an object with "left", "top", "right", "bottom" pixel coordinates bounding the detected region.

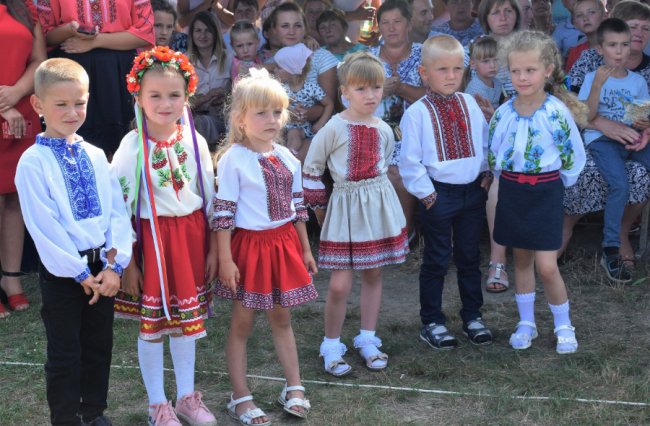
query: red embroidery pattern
[
  {"left": 259, "top": 155, "right": 293, "bottom": 222},
  {"left": 422, "top": 92, "right": 475, "bottom": 162},
  {"left": 292, "top": 192, "right": 309, "bottom": 221},
  {"left": 347, "top": 124, "right": 381, "bottom": 181},
  {"left": 36, "top": 0, "right": 56, "bottom": 31},
  {"left": 319, "top": 228, "right": 409, "bottom": 269},
  {"left": 216, "top": 285, "right": 318, "bottom": 310},
  {"left": 211, "top": 198, "right": 237, "bottom": 230},
  {"left": 303, "top": 188, "right": 328, "bottom": 209}
]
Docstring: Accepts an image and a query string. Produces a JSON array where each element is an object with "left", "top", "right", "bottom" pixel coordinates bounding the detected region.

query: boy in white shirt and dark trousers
[
  {"left": 15, "top": 58, "right": 132, "bottom": 426},
  {"left": 579, "top": 18, "right": 650, "bottom": 284},
  {"left": 400, "top": 35, "right": 493, "bottom": 349}
]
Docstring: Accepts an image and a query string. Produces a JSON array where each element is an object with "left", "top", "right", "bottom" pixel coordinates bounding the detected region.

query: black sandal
[
  {"left": 463, "top": 318, "right": 493, "bottom": 345},
  {"left": 420, "top": 323, "right": 458, "bottom": 350}
]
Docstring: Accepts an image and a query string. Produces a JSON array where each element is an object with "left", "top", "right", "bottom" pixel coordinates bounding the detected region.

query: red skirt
[
  {"left": 115, "top": 210, "right": 211, "bottom": 340},
  {"left": 216, "top": 222, "right": 318, "bottom": 310},
  {"left": 0, "top": 99, "right": 40, "bottom": 194}
]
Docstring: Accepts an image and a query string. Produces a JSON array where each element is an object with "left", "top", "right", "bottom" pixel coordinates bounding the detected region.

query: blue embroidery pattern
[{"left": 37, "top": 135, "right": 102, "bottom": 221}]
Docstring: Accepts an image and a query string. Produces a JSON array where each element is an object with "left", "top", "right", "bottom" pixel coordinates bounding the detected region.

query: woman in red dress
[{"left": 0, "top": 0, "right": 46, "bottom": 317}]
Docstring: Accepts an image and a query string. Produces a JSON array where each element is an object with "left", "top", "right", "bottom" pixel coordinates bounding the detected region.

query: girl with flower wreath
[{"left": 112, "top": 46, "right": 218, "bottom": 426}]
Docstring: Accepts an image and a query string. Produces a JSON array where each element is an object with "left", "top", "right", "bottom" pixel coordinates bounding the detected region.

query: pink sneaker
[
  {"left": 175, "top": 391, "right": 217, "bottom": 426},
  {"left": 148, "top": 401, "right": 182, "bottom": 426}
]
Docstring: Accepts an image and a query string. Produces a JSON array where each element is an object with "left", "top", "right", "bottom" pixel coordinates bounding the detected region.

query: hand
[
  {"left": 79, "top": 275, "right": 101, "bottom": 305},
  {"left": 633, "top": 117, "right": 650, "bottom": 130},
  {"left": 218, "top": 259, "right": 240, "bottom": 293},
  {"left": 290, "top": 104, "right": 308, "bottom": 124},
  {"left": 0, "top": 86, "right": 21, "bottom": 112},
  {"left": 121, "top": 262, "right": 143, "bottom": 297},
  {"left": 312, "top": 122, "right": 324, "bottom": 134},
  {"left": 0, "top": 108, "right": 26, "bottom": 138},
  {"left": 474, "top": 94, "right": 495, "bottom": 122},
  {"left": 314, "top": 208, "right": 326, "bottom": 226},
  {"left": 205, "top": 250, "right": 219, "bottom": 283},
  {"left": 593, "top": 65, "right": 615, "bottom": 88},
  {"left": 304, "top": 36, "right": 320, "bottom": 51},
  {"left": 349, "top": 3, "right": 376, "bottom": 21},
  {"left": 61, "top": 36, "right": 95, "bottom": 54},
  {"left": 94, "top": 268, "right": 121, "bottom": 297},
  {"left": 480, "top": 174, "right": 493, "bottom": 191},
  {"left": 383, "top": 76, "right": 401, "bottom": 98},
  {"left": 303, "top": 251, "right": 318, "bottom": 275},
  {"left": 599, "top": 120, "right": 641, "bottom": 145},
  {"left": 629, "top": 127, "right": 650, "bottom": 151}
]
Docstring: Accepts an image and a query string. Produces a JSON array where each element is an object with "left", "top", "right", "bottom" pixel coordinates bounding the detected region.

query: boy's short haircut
[
  {"left": 610, "top": 0, "right": 650, "bottom": 23},
  {"left": 234, "top": 0, "right": 259, "bottom": 11},
  {"left": 573, "top": 0, "right": 606, "bottom": 15},
  {"left": 151, "top": 0, "right": 178, "bottom": 21},
  {"left": 34, "top": 58, "right": 89, "bottom": 97},
  {"left": 316, "top": 8, "right": 349, "bottom": 32},
  {"left": 596, "top": 18, "right": 630, "bottom": 45},
  {"left": 421, "top": 34, "right": 465, "bottom": 63}
]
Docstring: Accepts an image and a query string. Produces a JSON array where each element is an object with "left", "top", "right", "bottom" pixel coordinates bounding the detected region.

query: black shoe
[
  {"left": 463, "top": 318, "right": 493, "bottom": 345},
  {"left": 600, "top": 252, "right": 632, "bottom": 284},
  {"left": 420, "top": 323, "right": 458, "bottom": 350},
  {"left": 82, "top": 415, "right": 112, "bottom": 426}
]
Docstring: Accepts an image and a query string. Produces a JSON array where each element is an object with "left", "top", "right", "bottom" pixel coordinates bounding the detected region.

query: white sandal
[
  {"left": 353, "top": 334, "right": 388, "bottom": 371},
  {"left": 226, "top": 394, "right": 271, "bottom": 426},
  {"left": 277, "top": 384, "right": 310, "bottom": 418},
  {"left": 555, "top": 325, "right": 578, "bottom": 354},
  {"left": 509, "top": 321, "right": 538, "bottom": 350},
  {"left": 319, "top": 340, "right": 352, "bottom": 377},
  {"left": 486, "top": 262, "right": 509, "bottom": 293}
]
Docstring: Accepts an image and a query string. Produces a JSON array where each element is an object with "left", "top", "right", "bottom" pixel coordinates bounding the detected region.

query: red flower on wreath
[{"left": 125, "top": 46, "right": 198, "bottom": 97}]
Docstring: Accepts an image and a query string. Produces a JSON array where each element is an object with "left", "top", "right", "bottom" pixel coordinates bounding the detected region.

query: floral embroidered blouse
[
  {"left": 488, "top": 95, "right": 586, "bottom": 187},
  {"left": 303, "top": 114, "right": 395, "bottom": 209},
  {"left": 111, "top": 125, "right": 215, "bottom": 231},
  {"left": 211, "top": 144, "right": 308, "bottom": 231},
  {"left": 15, "top": 134, "right": 133, "bottom": 282}
]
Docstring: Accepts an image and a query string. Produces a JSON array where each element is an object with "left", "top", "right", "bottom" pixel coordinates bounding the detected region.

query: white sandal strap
[
  {"left": 554, "top": 325, "right": 575, "bottom": 334},
  {"left": 284, "top": 385, "right": 305, "bottom": 393},
  {"left": 517, "top": 321, "right": 537, "bottom": 330},
  {"left": 284, "top": 397, "right": 311, "bottom": 410},
  {"left": 227, "top": 394, "right": 253, "bottom": 410},
  {"left": 240, "top": 407, "right": 267, "bottom": 423}
]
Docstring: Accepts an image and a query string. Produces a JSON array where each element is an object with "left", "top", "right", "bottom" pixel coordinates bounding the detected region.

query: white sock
[
  {"left": 549, "top": 301, "right": 573, "bottom": 338},
  {"left": 515, "top": 292, "right": 536, "bottom": 336},
  {"left": 169, "top": 337, "right": 196, "bottom": 400},
  {"left": 323, "top": 336, "right": 341, "bottom": 346},
  {"left": 138, "top": 339, "right": 166, "bottom": 410},
  {"left": 359, "top": 329, "right": 375, "bottom": 339}
]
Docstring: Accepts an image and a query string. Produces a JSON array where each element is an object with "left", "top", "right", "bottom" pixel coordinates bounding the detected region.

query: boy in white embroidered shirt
[
  {"left": 15, "top": 58, "right": 132, "bottom": 425},
  {"left": 399, "top": 35, "right": 493, "bottom": 350}
]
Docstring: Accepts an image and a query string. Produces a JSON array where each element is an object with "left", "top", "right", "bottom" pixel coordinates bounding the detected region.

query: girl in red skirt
[
  {"left": 211, "top": 68, "right": 318, "bottom": 425},
  {"left": 112, "top": 47, "right": 218, "bottom": 426}
]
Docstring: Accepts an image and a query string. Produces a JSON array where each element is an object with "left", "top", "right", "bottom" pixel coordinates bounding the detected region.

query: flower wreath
[{"left": 126, "top": 46, "right": 198, "bottom": 96}]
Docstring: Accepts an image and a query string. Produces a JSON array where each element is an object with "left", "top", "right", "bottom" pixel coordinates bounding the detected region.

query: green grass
[{"left": 1, "top": 226, "right": 650, "bottom": 425}]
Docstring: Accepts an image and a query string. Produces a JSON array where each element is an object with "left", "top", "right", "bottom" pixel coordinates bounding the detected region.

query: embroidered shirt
[
  {"left": 15, "top": 134, "right": 132, "bottom": 282},
  {"left": 37, "top": 0, "right": 154, "bottom": 45},
  {"left": 488, "top": 95, "right": 586, "bottom": 187},
  {"left": 399, "top": 92, "right": 489, "bottom": 202},
  {"left": 211, "top": 144, "right": 308, "bottom": 231},
  {"left": 111, "top": 125, "right": 215, "bottom": 233},
  {"left": 303, "top": 114, "right": 395, "bottom": 209}
]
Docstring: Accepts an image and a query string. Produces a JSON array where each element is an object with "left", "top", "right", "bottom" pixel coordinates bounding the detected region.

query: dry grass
[{"left": 1, "top": 223, "right": 650, "bottom": 425}]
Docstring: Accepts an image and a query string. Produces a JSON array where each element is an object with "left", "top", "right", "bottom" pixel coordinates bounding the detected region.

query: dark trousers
[
  {"left": 39, "top": 261, "right": 115, "bottom": 426},
  {"left": 419, "top": 179, "right": 487, "bottom": 325}
]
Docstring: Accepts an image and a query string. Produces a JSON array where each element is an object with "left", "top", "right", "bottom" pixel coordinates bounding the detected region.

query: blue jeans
[
  {"left": 589, "top": 136, "right": 650, "bottom": 248},
  {"left": 419, "top": 179, "right": 487, "bottom": 325}
]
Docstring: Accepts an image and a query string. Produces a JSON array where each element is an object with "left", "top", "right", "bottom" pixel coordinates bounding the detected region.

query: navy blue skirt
[{"left": 494, "top": 171, "right": 564, "bottom": 251}]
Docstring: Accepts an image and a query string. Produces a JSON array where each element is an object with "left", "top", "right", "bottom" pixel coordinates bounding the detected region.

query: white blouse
[
  {"left": 211, "top": 143, "right": 308, "bottom": 231},
  {"left": 15, "top": 135, "right": 133, "bottom": 282},
  {"left": 399, "top": 92, "right": 489, "bottom": 202},
  {"left": 111, "top": 125, "right": 215, "bottom": 232},
  {"left": 488, "top": 95, "right": 586, "bottom": 187}
]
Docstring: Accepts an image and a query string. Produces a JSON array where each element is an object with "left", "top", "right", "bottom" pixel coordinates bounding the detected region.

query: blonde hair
[
  {"left": 34, "top": 58, "right": 89, "bottom": 97},
  {"left": 501, "top": 30, "right": 588, "bottom": 127},
  {"left": 337, "top": 51, "right": 385, "bottom": 87},
  {"left": 422, "top": 34, "right": 465, "bottom": 64},
  {"left": 217, "top": 69, "right": 289, "bottom": 157},
  {"left": 462, "top": 35, "right": 498, "bottom": 90}
]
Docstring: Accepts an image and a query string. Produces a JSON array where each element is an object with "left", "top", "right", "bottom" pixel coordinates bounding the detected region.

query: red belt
[{"left": 500, "top": 170, "right": 560, "bottom": 186}]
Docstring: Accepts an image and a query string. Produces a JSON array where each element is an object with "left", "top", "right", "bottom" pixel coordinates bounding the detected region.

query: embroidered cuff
[
  {"left": 210, "top": 215, "right": 235, "bottom": 231},
  {"left": 294, "top": 204, "right": 309, "bottom": 222},
  {"left": 304, "top": 188, "right": 329, "bottom": 210},
  {"left": 74, "top": 267, "right": 91, "bottom": 283},
  {"left": 420, "top": 192, "right": 437, "bottom": 209}
]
